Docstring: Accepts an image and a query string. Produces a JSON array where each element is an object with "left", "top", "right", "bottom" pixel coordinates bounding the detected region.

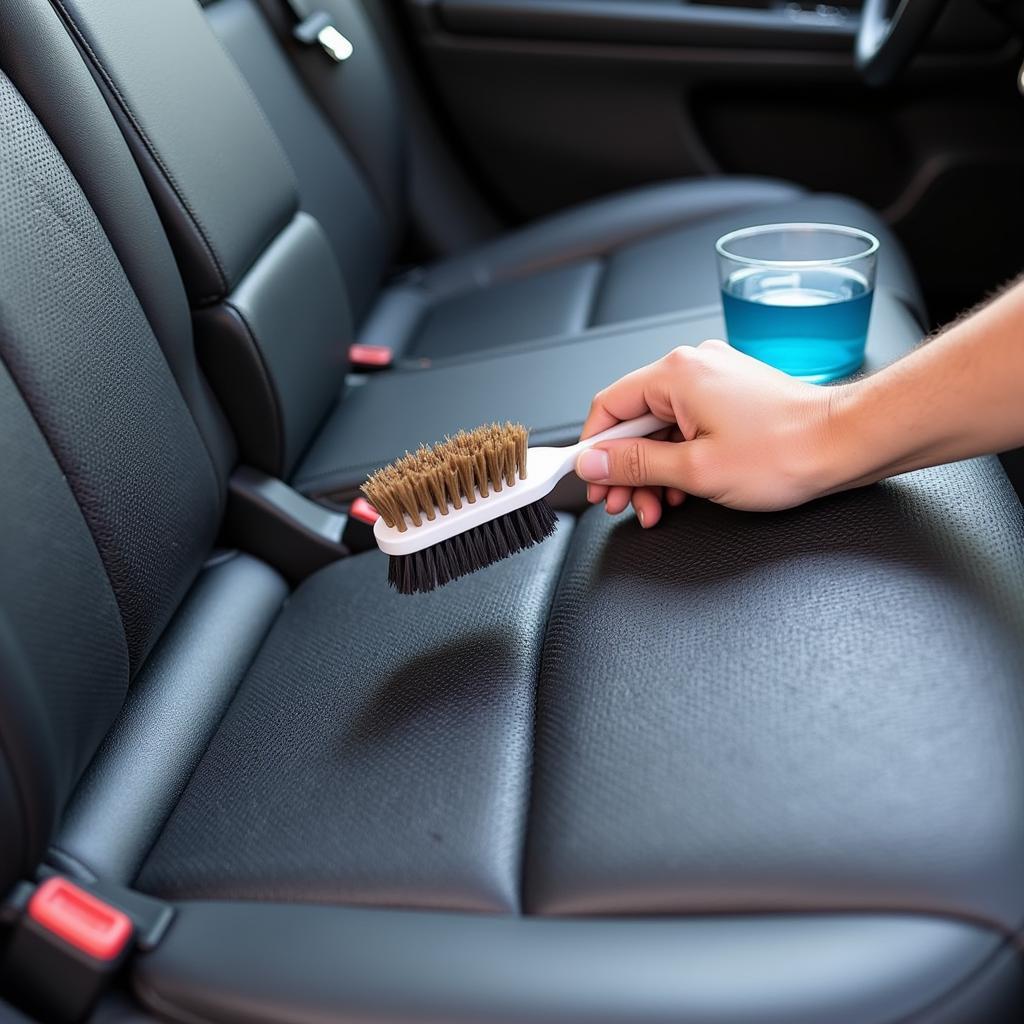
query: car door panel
[{"left": 404, "top": 0, "right": 1024, "bottom": 320}]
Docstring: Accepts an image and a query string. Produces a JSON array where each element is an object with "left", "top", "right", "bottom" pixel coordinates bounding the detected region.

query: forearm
[{"left": 824, "top": 279, "right": 1024, "bottom": 493}]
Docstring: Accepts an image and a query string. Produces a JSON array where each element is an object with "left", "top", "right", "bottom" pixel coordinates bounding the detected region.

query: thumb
[{"left": 575, "top": 437, "right": 695, "bottom": 491}]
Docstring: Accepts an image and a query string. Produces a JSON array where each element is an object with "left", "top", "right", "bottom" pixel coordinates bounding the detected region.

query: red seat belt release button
[
  {"left": 28, "top": 878, "right": 133, "bottom": 961},
  {"left": 350, "top": 497, "right": 380, "bottom": 525},
  {"left": 348, "top": 343, "right": 393, "bottom": 369}
]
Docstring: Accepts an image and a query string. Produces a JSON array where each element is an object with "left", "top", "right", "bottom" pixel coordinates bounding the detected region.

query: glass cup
[{"left": 716, "top": 223, "right": 879, "bottom": 383}]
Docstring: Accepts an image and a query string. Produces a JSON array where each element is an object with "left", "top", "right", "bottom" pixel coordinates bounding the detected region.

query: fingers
[
  {"left": 631, "top": 487, "right": 662, "bottom": 528},
  {"left": 586, "top": 483, "right": 609, "bottom": 504},
  {"left": 579, "top": 349, "right": 690, "bottom": 440},
  {"left": 604, "top": 486, "right": 632, "bottom": 516},
  {"left": 576, "top": 436, "right": 697, "bottom": 492},
  {"left": 665, "top": 487, "right": 686, "bottom": 507}
]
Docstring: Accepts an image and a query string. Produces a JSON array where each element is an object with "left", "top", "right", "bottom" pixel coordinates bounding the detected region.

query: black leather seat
[
  {"left": 53, "top": 0, "right": 922, "bottom": 497},
  {"left": 204, "top": 0, "right": 925, "bottom": 358},
  {"left": 1, "top": 1, "right": 1023, "bottom": 1022}
]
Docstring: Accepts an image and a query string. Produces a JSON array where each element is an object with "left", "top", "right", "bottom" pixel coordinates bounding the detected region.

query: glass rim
[{"left": 715, "top": 222, "right": 880, "bottom": 269}]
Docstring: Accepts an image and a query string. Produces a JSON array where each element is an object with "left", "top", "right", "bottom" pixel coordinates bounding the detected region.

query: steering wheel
[{"left": 856, "top": 0, "right": 950, "bottom": 86}]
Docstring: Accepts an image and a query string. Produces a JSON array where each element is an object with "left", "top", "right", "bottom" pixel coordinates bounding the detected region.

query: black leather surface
[
  {"left": 0, "top": 616, "right": 51, "bottom": 886},
  {"left": 251, "top": 0, "right": 408, "bottom": 240},
  {"left": 56, "top": 554, "right": 288, "bottom": 886},
  {"left": 527, "top": 466, "right": 1024, "bottom": 932},
  {"left": 360, "top": 180, "right": 923, "bottom": 360},
  {"left": 0, "top": 365, "right": 125, "bottom": 884},
  {"left": 133, "top": 901, "right": 1012, "bottom": 1024},
  {"left": 591, "top": 191, "right": 924, "bottom": 326},
  {"left": 207, "top": 0, "right": 391, "bottom": 325},
  {"left": 53, "top": 0, "right": 298, "bottom": 304},
  {"left": 195, "top": 213, "right": 351, "bottom": 478},
  {"left": 0, "top": 70, "right": 220, "bottom": 675},
  {"left": 418, "top": 177, "right": 803, "bottom": 299},
  {"left": 355, "top": 281, "right": 429, "bottom": 356},
  {"left": 136, "top": 517, "right": 573, "bottom": 911},
  {"left": 295, "top": 289, "right": 921, "bottom": 497},
  {"left": 0, "top": 0, "right": 236, "bottom": 491},
  {"left": 915, "top": 944, "right": 1024, "bottom": 1024},
  {"left": 410, "top": 259, "right": 603, "bottom": 358}
]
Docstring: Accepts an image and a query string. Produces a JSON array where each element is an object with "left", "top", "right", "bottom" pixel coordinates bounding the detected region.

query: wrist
[{"left": 810, "top": 380, "right": 875, "bottom": 497}]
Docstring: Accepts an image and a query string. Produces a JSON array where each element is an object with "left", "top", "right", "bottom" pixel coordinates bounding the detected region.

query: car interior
[{"left": 1, "top": 0, "right": 1023, "bottom": 1021}]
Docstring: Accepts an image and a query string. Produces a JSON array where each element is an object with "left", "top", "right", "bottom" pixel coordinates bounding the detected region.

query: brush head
[
  {"left": 387, "top": 499, "right": 558, "bottom": 595},
  {"left": 362, "top": 422, "right": 558, "bottom": 594}
]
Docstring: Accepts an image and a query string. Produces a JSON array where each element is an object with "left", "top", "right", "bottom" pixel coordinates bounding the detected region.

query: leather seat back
[
  {"left": 0, "top": 1, "right": 228, "bottom": 891},
  {"left": 56, "top": 0, "right": 354, "bottom": 478},
  {"left": 241, "top": 0, "right": 406, "bottom": 315}
]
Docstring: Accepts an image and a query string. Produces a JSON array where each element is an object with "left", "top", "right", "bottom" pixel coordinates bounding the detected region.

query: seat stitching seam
[{"left": 517, "top": 515, "right": 579, "bottom": 914}]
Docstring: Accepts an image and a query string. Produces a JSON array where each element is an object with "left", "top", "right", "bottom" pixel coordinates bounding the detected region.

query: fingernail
[
  {"left": 637, "top": 509, "right": 646, "bottom": 527},
  {"left": 577, "top": 449, "right": 610, "bottom": 482}
]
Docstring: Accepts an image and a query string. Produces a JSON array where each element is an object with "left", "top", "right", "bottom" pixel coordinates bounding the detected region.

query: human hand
[{"left": 575, "top": 340, "right": 843, "bottom": 527}]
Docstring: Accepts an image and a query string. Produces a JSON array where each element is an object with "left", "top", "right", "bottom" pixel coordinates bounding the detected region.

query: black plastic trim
[{"left": 430, "top": 0, "right": 855, "bottom": 51}]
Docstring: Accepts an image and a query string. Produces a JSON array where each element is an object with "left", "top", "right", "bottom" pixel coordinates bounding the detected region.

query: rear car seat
[
  {"left": 2, "top": 1, "right": 1024, "bottom": 1022},
  {"left": 206, "top": 0, "right": 926, "bottom": 359},
  {"left": 51, "top": 0, "right": 924, "bottom": 501}
]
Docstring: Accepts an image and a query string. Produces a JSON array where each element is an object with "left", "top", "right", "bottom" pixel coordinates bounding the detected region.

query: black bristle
[{"left": 387, "top": 498, "right": 558, "bottom": 595}]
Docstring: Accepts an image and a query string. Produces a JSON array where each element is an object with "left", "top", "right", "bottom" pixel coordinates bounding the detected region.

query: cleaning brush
[{"left": 362, "top": 413, "right": 668, "bottom": 594}]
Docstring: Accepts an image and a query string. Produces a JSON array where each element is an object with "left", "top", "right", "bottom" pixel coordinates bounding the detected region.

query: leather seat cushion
[
  {"left": 135, "top": 515, "right": 574, "bottom": 913},
  {"left": 357, "top": 180, "right": 923, "bottom": 361},
  {"left": 136, "top": 457, "right": 1024, "bottom": 935},
  {"left": 526, "top": 462, "right": 1024, "bottom": 933},
  {"left": 590, "top": 192, "right": 921, "bottom": 327}
]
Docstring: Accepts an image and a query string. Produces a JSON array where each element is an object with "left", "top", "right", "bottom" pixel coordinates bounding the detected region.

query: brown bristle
[{"left": 362, "top": 422, "right": 528, "bottom": 532}]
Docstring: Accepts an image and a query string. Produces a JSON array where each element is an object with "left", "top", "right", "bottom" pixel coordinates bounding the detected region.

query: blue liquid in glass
[{"left": 721, "top": 266, "right": 873, "bottom": 383}]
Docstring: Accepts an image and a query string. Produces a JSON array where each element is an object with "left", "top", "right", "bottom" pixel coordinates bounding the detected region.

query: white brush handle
[
  {"left": 373, "top": 413, "right": 672, "bottom": 556},
  {"left": 562, "top": 412, "right": 669, "bottom": 462}
]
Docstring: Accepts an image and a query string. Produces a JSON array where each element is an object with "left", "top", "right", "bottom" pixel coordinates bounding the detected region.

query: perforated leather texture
[
  {"left": 0, "top": 0, "right": 236, "bottom": 491},
  {"left": 136, "top": 518, "right": 574, "bottom": 911},
  {"left": 0, "top": 367, "right": 127, "bottom": 872},
  {"left": 527, "top": 464, "right": 1024, "bottom": 932},
  {"left": 0, "top": 72, "right": 221, "bottom": 674}
]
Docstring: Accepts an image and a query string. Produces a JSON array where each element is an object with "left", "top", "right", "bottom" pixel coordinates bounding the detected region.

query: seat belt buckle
[
  {"left": 1, "top": 878, "right": 134, "bottom": 1023},
  {"left": 292, "top": 11, "right": 354, "bottom": 62},
  {"left": 342, "top": 497, "right": 379, "bottom": 552},
  {"left": 349, "top": 497, "right": 380, "bottom": 525},
  {"left": 348, "top": 343, "right": 393, "bottom": 371}
]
